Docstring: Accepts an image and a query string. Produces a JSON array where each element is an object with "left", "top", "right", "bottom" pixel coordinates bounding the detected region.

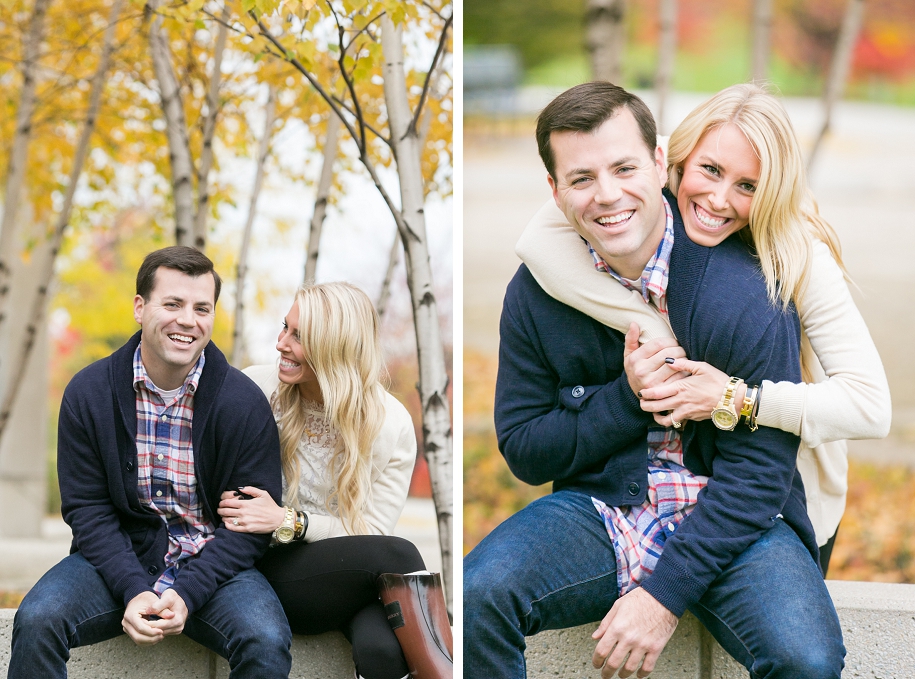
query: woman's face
[
  {"left": 276, "top": 302, "right": 319, "bottom": 393},
  {"left": 677, "top": 123, "right": 760, "bottom": 246}
]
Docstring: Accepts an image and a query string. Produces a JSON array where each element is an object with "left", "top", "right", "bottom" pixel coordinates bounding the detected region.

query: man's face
[
  {"left": 133, "top": 267, "right": 216, "bottom": 389},
  {"left": 548, "top": 107, "right": 667, "bottom": 280}
]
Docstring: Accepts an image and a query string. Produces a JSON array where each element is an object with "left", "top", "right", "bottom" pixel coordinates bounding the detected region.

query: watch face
[
  {"left": 276, "top": 526, "right": 295, "bottom": 543},
  {"left": 712, "top": 409, "right": 737, "bottom": 430}
]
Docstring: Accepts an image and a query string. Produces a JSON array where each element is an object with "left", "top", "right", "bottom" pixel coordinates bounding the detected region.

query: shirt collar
[
  {"left": 586, "top": 195, "right": 675, "bottom": 303},
  {"left": 132, "top": 342, "right": 205, "bottom": 396}
]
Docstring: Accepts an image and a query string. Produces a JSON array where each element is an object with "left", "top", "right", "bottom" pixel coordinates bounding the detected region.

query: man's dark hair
[
  {"left": 536, "top": 81, "right": 658, "bottom": 180},
  {"left": 136, "top": 246, "right": 222, "bottom": 303}
]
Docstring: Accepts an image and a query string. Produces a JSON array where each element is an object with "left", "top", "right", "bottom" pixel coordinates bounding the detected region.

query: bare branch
[{"left": 410, "top": 12, "right": 451, "bottom": 137}]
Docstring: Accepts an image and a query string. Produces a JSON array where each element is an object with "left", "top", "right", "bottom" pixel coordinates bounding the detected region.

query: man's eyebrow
[
  {"left": 161, "top": 295, "right": 213, "bottom": 308},
  {"left": 562, "top": 156, "right": 640, "bottom": 181}
]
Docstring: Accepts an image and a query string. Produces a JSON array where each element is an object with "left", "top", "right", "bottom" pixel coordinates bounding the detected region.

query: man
[
  {"left": 464, "top": 82, "right": 844, "bottom": 678},
  {"left": 9, "top": 247, "right": 291, "bottom": 678}
]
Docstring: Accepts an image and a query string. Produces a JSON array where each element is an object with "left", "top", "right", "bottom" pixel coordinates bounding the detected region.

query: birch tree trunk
[
  {"left": 381, "top": 15, "right": 453, "bottom": 614},
  {"left": 148, "top": 0, "right": 195, "bottom": 247},
  {"left": 193, "top": 2, "right": 231, "bottom": 252},
  {"left": 0, "top": 0, "right": 52, "bottom": 340},
  {"left": 375, "top": 233, "right": 399, "bottom": 319},
  {"left": 751, "top": 0, "right": 773, "bottom": 82},
  {"left": 232, "top": 85, "right": 276, "bottom": 368},
  {"left": 303, "top": 112, "right": 341, "bottom": 283},
  {"left": 0, "top": 0, "right": 122, "bottom": 444},
  {"left": 655, "top": 0, "right": 677, "bottom": 134},
  {"left": 586, "top": 0, "right": 626, "bottom": 84},
  {"left": 808, "top": 0, "right": 865, "bottom": 170}
]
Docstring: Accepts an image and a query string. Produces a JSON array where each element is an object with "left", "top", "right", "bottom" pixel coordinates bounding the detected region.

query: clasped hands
[
  {"left": 122, "top": 589, "right": 187, "bottom": 646},
  {"left": 623, "top": 322, "right": 740, "bottom": 427}
]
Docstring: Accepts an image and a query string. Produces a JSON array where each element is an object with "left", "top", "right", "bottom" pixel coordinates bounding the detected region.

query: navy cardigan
[
  {"left": 495, "top": 191, "right": 817, "bottom": 617},
  {"left": 57, "top": 332, "right": 282, "bottom": 614}
]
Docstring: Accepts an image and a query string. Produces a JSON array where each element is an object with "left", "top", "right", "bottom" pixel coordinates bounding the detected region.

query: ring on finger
[
  {"left": 671, "top": 418, "right": 682, "bottom": 430},
  {"left": 232, "top": 518, "right": 239, "bottom": 526}
]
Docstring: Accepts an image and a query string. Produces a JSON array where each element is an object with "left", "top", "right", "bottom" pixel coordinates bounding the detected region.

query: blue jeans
[
  {"left": 9, "top": 552, "right": 292, "bottom": 679},
  {"left": 464, "top": 490, "right": 845, "bottom": 679}
]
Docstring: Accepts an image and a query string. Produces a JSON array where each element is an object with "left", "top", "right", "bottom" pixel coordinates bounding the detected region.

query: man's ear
[
  {"left": 548, "top": 173, "right": 561, "bottom": 208},
  {"left": 133, "top": 295, "right": 145, "bottom": 325},
  {"left": 654, "top": 146, "right": 666, "bottom": 184}
]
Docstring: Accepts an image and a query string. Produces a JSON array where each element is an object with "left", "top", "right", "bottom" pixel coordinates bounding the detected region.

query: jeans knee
[
  {"left": 765, "top": 644, "right": 844, "bottom": 679},
  {"left": 14, "top": 594, "right": 62, "bottom": 636}
]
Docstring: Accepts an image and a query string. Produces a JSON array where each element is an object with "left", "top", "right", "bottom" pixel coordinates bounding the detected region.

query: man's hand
[
  {"left": 622, "top": 323, "right": 687, "bottom": 397},
  {"left": 122, "top": 591, "right": 166, "bottom": 646},
  {"left": 147, "top": 588, "right": 189, "bottom": 637},
  {"left": 591, "top": 587, "right": 679, "bottom": 678}
]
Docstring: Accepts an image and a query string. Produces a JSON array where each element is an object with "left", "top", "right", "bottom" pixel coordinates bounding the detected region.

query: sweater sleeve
[
  {"left": 641, "top": 296, "right": 805, "bottom": 617},
  {"left": 169, "top": 387, "right": 281, "bottom": 614},
  {"left": 756, "top": 239, "right": 891, "bottom": 447},
  {"left": 306, "top": 393, "right": 416, "bottom": 541},
  {"left": 58, "top": 390, "right": 155, "bottom": 607},
  {"left": 515, "top": 199, "right": 674, "bottom": 343},
  {"left": 494, "top": 268, "right": 653, "bottom": 487}
]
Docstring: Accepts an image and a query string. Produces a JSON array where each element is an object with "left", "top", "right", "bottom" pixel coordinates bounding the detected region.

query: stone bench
[
  {"left": 526, "top": 580, "right": 915, "bottom": 678},
  {"left": 0, "top": 607, "right": 355, "bottom": 678}
]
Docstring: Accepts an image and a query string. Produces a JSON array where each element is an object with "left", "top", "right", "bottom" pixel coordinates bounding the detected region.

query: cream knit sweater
[
  {"left": 516, "top": 199, "right": 891, "bottom": 546},
  {"left": 242, "top": 364, "right": 417, "bottom": 541}
]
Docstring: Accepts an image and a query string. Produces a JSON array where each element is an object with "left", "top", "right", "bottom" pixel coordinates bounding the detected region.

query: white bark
[
  {"left": 148, "top": 0, "right": 195, "bottom": 247},
  {"left": 808, "top": 0, "right": 866, "bottom": 170},
  {"left": 751, "top": 0, "right": 773, "bottom": 83},
  {"left": 381, "top": 15, "right": 453, "bottom": 615},
  {"left": 586, "top": 0, "right": 626, "bottom": 84},
  {"left": 303, "top": 112, "right": 341, "bottom": 284},
  {"left": 655, "top": 0, "right": 677, "bottom": 134},
  {"left": 193, "top": 2, "right": 230, "bottom": 252},
  {"left": 0, "top": 0, "right": 52, "bottom": 342},
  {"left": 375, "top": 232, "right": 399, "bottom": 319},
  {"left": 232, "top": 84, "right": 276, "bottom": 367},
  {"left": 0, "top": 0, "right": 122, "bottom": 444}
]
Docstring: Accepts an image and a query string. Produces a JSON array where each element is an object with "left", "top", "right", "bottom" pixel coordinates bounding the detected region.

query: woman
[
  {"left": 217, "top": 282, "right": 452, "bottom": 679},
  {"left": 516, "top": 82, "right": 891, "bottom": 572}
]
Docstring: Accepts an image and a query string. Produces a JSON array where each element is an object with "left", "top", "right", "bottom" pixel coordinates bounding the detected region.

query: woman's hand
[
  {"left": 217, "top": 486, "right": 286, "bottom": 534},
  {"left": 638, "top": 359, "right": 747, "bottom": 427},
  {"left": 622, "top": 323, "right": 687, "bottom": 396}
]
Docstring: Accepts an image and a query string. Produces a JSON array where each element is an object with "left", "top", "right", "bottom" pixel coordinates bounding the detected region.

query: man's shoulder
[{"left": 504, "top": 263, "right": 588, "bottom": 322}]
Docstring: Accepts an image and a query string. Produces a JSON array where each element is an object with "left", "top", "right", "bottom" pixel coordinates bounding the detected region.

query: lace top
[{"left": 280, "top": 398, "right": 341, "bottom": 519}]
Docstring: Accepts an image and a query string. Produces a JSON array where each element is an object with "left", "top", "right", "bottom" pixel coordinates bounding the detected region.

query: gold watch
[
  {"left": 711, "top": 376, "right": 743, "bottom": 431},
  {"left": 273, "top": 506, "right": 297, "bottom": 544}
]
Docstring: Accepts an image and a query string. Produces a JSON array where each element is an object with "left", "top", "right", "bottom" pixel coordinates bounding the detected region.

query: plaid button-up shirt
[
  {"left": 586, "top": 196, "right": 709, "bottom": 595},
  {"left": 133, "top": 345, "right": 216, "bottom": 593}
]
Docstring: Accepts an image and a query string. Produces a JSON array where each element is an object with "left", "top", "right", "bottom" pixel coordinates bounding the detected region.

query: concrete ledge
[
  {"left": 526, "top": 580, "right": 915, "bottom": 678},
  {"left": 0, "top": 608, "right": 354, "bottom": 678}
]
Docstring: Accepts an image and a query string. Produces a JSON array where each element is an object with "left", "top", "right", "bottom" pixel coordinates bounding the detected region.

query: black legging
[{"left": 257, "top": 534, "right": 425, "bottom": 679}]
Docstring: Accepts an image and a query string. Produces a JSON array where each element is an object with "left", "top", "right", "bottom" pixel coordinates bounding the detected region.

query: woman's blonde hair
[
  {"left": 666, "top": 83, "right": 846, "bottom": 310},
  {"left": 272, "top": 282, "right": 387, "bottom": 534}
]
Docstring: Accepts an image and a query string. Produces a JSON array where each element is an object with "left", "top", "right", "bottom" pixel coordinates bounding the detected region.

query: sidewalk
[{"left": 0, "top": 497, "right": 442, "bottom": 594}]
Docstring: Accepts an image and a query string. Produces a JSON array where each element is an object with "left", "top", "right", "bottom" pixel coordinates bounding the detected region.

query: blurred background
[{"left": 464, "top": 0, "right": 915, "bottom": 584}]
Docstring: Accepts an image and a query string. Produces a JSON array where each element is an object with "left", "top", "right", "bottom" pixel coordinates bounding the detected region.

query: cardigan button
[
  {"left": 628, "top": 482, "right": 640, "bottom": 495},
  {"left": 126, "top": 461, "right": 134, "bottom": 472},
  {"left": 147, "top": 565, "right": 158, "bottom": 575},
  {"left": 571, "top": 386, "right": 585, "bottom": 398}
]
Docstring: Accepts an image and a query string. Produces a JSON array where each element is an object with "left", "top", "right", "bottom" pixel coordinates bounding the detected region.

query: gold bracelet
[{"left": 740, "top": 385, "right": 759, "bottom": 431}]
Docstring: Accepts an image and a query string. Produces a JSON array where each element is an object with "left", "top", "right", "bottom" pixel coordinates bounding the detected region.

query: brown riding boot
[{"left": 377, "top": 571, "right": 453, "bottom": 679}]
